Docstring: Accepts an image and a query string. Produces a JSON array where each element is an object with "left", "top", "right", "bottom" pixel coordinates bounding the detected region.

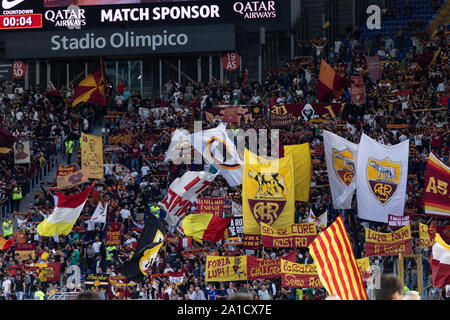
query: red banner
[
  {"left": 105, "top": 231, "right": 122, "bottom": 246},
  {"left": 222, "top": 52, "right": 241, "bottom": 71},
  {"left": 247, "top": 252, "right": 296, "bottom": 281},
  {"left": 56, "top": 165, "right": 77, "bottom": 177},
  {"left": 387, "top": 215, "right": 411, "bottom": 227},
  {"left": 260, "top": 222, "right": 317, "bottom": 248},
  {"left": 198, "top": 197, "right": 225, "bottom": 217},
  {"left": 280, "top": 259, "right": 322, "bottom": 288},
  {"left": 351, "top": 75, "right": 366, "bottom": 104},
  {"left": 424, "top": 153, "right": 450, "bottom": 218},
  {"left": 364, "top": 225, "right": 413, "bottom": 257}
]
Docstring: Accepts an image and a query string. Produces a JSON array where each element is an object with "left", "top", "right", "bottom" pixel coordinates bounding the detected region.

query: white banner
[
  {"left": 387, "top": 214, "right": 411, "bottom": 227},
  {"left": 308, "top": 209, "right": 328, "bottom": 230},
  {"left": 356, "top": 134, "right": 409, "bottom": 223},
  {"left": 190, "top": 123, "right": 243, "bottom": 187},
  {"left": 323, "top": 130, "right": 359, "bottom": 209},
  {"left": 90, "top": 201, "right": 108, "bottom": 224},
  {"left": 232, "top": 201, "right": 243, "bottom": 217},
  {"left": 159, "top": 171, "right": 217, "bottom": 226}
]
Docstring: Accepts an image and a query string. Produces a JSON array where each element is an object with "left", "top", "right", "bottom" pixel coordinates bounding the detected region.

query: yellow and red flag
[
  {"left": 0, "top": 237, "right": 15, "bottom": 251},
  {"left": 72, "top": 59, "right": 107, "bottom": 107},
  {"left": 308, "top": 215, "right": 368, "bottom": 300},
  {"left": 182, "top": 213, "right": 231, "bottom": 243},
  {"left": 317, "top": 59, "right": 348, "bottom": 102}
]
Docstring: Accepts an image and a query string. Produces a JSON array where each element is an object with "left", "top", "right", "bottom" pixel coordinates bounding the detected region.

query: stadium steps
[{"left": 427, "top": 0, "right": 450, "bottom": 36}]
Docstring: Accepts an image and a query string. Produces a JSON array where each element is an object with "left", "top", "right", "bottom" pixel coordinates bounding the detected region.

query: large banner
[
  {"left": 424, "top": 152, "right": 450, "bottom": 218},
  {"left": 356, "top": 134, "right": 409, "bottom": 223},
  {"left": 242, "top": 149, "right": 295, "bottom": 249},
  {"left": 283, "top": 144, "right": 311, "bottom": 202},
  {"left": 280, "top": 259, "right": 322, "bottom": 288},
  {"left": 35, "top": 262, "right": 61, "bottom": 282},
  {"left": 56, "top": 167, "right": 90, "bottom": 190},
  {"left": 159, "top": 171, "right": 217, "bottom": 226},
  {"left": 13, "top": 141, "right": 31, "bottom": 164},
  {"left": 198, "top": 197, "right": 225, "bottom": 217},
  {"left": 419, "top": 222, "right": 437, "bottom": 249},
  {"left": 247, "top": 252, "right": 295, "bottom": 281},
  {"left": 269, "top": 103, "right": 344, "bottom": 121},
  {"left": 364, "top": 225, "right": 413, "bottom": 257},
  {"left": 323, "top": 130, "right": 358, "bottom": 209},
  {"left": 260, "top": 222, "right": 317, "bottom": 248},
  {"left": 81, "top": 133, "right": 104, "bottom": 180},
  {"left": 205, "top": 255, "right": 247, "bottom": 282}
]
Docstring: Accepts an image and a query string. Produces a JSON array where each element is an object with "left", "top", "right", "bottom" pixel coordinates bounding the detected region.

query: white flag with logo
[
  {"left": 356, "top": 134, "right": 409, "bottom": 223},
  {"left": 308, "top": 209, "right": 327, "bottom": 230},
  {"left": 159, "top": 171, "right": 217, "bottom": 226},
  {"left": 90, "top": 201, "right": 108, "bottom": 224},
  {"left": 190, "top": 123, "right": 243, "bottom": 187},
  {"left": 323, "top": 130, "right": 359, "bottom": 209},
  {"left": 164, "top": 129, "right": 191, "bottom": 163}
]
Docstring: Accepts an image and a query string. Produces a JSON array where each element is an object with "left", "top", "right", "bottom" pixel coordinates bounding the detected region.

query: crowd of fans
[{"left": 0, "top": 2, "right": 448, "bottom": 300}]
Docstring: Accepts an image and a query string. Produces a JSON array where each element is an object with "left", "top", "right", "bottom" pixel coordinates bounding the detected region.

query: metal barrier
[{"left": 47, "top": 292, "right": 80, "bottom": 300}]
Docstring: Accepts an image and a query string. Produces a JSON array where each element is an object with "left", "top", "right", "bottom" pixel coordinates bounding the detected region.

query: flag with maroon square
[{"left": 317, "top": 59, "right": 348, "bottom": 102}]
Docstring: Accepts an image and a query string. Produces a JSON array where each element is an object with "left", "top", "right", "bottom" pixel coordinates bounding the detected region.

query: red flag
[
  {"left": 430, "top": 233, "right": 450, "bottom": 288},
  {"left": 0, "top": 126, "right": 18, "bottom": 154}
]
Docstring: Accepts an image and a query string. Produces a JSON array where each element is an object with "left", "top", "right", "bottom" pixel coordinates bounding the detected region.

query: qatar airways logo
[
  {"left": 45, "top": 5, "right": 86, "bottom": 29},
  {"left": 233, "top": 1, "right": 276, "bottom": 19}
]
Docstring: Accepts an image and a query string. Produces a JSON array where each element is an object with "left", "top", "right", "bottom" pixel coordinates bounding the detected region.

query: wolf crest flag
[
  {"left": 37, "top": 182, "right": 95, "bottom": 236},
  {"left": 308, "top": 216, "right": 368, "bottom": 300},
  {"left": 159, "top": 171, "right": 217, "bottom": 227},
  {"left": 190, "top": 123, "right": 243, "bottom": 187},
  {"left": 117, "top": 213, "right": 165, "bottom": 282},
  {"left": 323, "top": 130, "right": 359, "bottom": 209},
  {"left": 356, "top": 134, "right": 409, "bottom": 223},
  {"left": 424, "top": 152, "right": 450, "bottom": 217},
  {"left": 242, "top": 148, "right": 295, "bottom": 248},
  {"left": 430, "top": 233, "right": 450, "bottom": 288},
  {"left": 283, "top": 144, "right": 311, "bottom": 202}
]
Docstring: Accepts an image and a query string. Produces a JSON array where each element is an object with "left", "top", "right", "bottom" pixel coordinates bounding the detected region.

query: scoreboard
[{"left": 0, "top": 13, "right": 42, "bottom": 29}]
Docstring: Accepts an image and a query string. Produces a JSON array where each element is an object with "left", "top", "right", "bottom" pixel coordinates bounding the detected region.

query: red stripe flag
[
  {"left": 308, "top": 215, "right": 368, "bottom": 300},
  {"left": 430, "top": 233, "right": 450, "bottom": 288}
]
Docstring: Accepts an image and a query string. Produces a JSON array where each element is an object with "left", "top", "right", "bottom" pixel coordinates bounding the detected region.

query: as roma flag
[
  {"left": 117, "top": 213, "right": 165, "bottom": 282},
  {"left": 72, "top": 58, "right": 107, "bottom": 107},
  {"left": 317, "top": 59, "right": 349, "bottom": 102}
]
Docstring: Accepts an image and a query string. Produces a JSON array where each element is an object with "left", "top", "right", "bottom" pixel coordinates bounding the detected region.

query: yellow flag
[
  {"left": 242, "top": 149, "right": 295, "bottom": 236},
  {"left": 283, "top": 143, "right": 311, "bottom": 201},
  {"left": 205, "top": 255, "right": 247, "bottom": 282},
  {"left": 81, "top": 132, "right": 104, "bottom": 179}
]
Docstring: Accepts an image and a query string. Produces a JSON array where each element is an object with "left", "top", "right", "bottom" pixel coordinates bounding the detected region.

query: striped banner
[{"left": 308, "top": 216, "right": 368, "bottom": 300}]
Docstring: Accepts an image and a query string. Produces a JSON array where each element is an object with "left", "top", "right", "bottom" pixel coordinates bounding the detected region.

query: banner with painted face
[
  {"left": 356, "top": 134, "right": 409, "bottom": 223},
  {"left": 323, "top": 130, "right": 359, "bottom": 209},
  {"left": 205, "top": 255, "right": 248, "bottom": 282},
  {"left": 242, "top": 149, "right": 295, "bottom": 249}
]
